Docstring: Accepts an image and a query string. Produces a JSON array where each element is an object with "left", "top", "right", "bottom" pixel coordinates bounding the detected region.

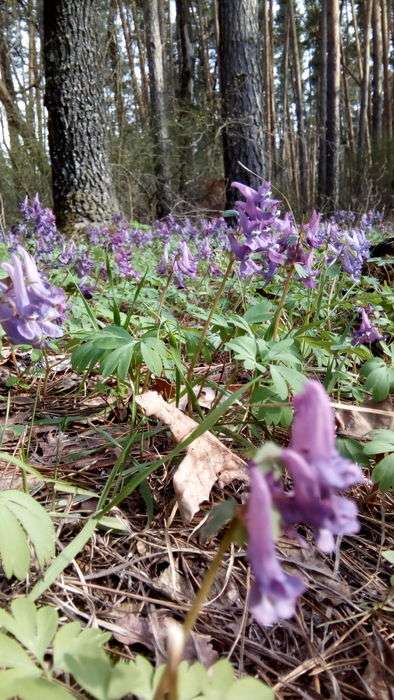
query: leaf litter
[{"left": 0, "top": 353, "right": 393, "bottom": 699}]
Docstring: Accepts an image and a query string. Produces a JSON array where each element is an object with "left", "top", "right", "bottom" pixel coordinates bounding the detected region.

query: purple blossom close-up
[{"left": 0, "top": 246, "right": 66, "bottom": 347}]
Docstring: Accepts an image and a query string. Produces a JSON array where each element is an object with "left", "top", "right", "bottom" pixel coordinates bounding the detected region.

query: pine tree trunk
[
  {"left": 43, "top": 0, "right": 118, "bottom": 230},
  {"left": 325, "top": 0, "right": 340, "bottom": 208},
  {"left": 218, "top": 0, "right": 265, "bottom": 208},
  {"left": 143, "top": 0, "right": 171, "bottom": 217}
]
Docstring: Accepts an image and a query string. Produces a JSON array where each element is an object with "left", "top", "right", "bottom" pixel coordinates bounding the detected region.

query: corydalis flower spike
[
  {"left": 289, "top": 380, "right": 364, "bottom": 491},
  {"left": 352, "top": 307, "right": 384, "bottom": 346},
  {"left": 247, "top": 463, "right": 305, "bottom": 627}
]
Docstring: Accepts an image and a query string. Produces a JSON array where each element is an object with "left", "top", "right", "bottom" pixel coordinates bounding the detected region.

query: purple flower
[
  {"left": 0, "top": 246, "right": 65, "bottom": 347},
  {"left": 265, "top": 381, "right": 364, "bottom": 553},
  {"left": 246, "top": 463, "right": 305, "bottom": 626},
  {"left": 352, "top": 307, "right": 384, "bottom": 345},
  {"left": 172, "top": 241, "right": 197, "bottom": 286},
  {"left": 305, "top": 210, "right": 323, "bottom": 248}
]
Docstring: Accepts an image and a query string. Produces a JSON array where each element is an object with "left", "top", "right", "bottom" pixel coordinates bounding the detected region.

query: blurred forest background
[{"left": 0, "top": 0, "right": 393, "bottom": 228}]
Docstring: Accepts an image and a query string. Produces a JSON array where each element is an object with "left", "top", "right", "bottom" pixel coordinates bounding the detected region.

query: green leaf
[
  {"left": 177, "top": 660, "right": 206, "bottom": 700},
  {"left": 141, "top": 337, "right": 165, "bottom": 376},
  {"left": 382, "top": 550, "right": 394, "bottom": 564},
  {"left": 0, "top": 491, "right": 55, "bottom": 580},
  {"left": 227, "top": 678, "right": 274, "bottom": 700},
  {"left": 363, "top": 429, "right": 394, "bottom": 455},
  {"left": 0, "top": 599, "right": 58, "bottom": 666},
  {"left": 53, "top": 621, "right": 110, "bottom": 672},
  {"left": 202, "top": 659, "right": 234, "bottom": 699},
  {"left": 269, "top": 365, "right": 288, "bottom": 400},
  {"left": 225, "top": 336, "right": 257, "bottom": 370},
  {"left": 243, "top": 301, "right": 274, "bottom": 324},
  {"left": 274, "top": 365, "right": 306, "bottom": 392},
  {"left": 0, "top": 631, "right": 38, "bottom": 670},
  {"left": 365, "top": 366, "right": 391, "bottom": 401},
  {"left": 373, "top": 454, "right": 394, "bottom": 490},
  {"left": 13, "top": 677, "right": 75, "bottom": 700},
  {"left": 200, "top": 499, "right": 236, "bottom": 541}
]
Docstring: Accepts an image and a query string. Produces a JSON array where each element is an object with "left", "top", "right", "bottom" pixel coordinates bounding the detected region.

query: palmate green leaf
[
  {"left": 0, "top": 490, "right": 55, "bottom": 580},
  {"left": 140, "top": 336, "right": 166, "bottom": 376},
  {"left": 199, "top": 659, "right": 273, "bottom": 700},
  {"left": 225, "top": 335, "right": 257, "bottom": 370},
  {"left": 0, "top": 598, "right": 58, "bottom": 665},
  {"left": 53, "top": 620, "right": 110, "bottom": 670},
  {"left": 269, "top": 365, "right": 288, "bottom": 399}
]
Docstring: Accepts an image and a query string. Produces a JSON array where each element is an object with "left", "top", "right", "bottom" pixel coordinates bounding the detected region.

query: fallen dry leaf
[
  {"left": 112, "top": 609, "right": 218, "bottom": 667},
  {"left": 335, "top": 397, "right": 394, "bottom": 439},
  {"left": 135, "top": 391, "right": 246, "bottom": 521}
]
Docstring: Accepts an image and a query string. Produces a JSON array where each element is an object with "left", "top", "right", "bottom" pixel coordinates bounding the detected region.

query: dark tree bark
[
  {"left": 43, "top": 0, "right": 118, "bottom": 230},
  {"left": 218, "top": 0, "right": 265, "bottom": 209},
  {"left": 317, "top": 0, "right": 328, "bottom": 203},
  {"left": 176, "top": 0, "right": 193, "bottom": 103},
  {"left": 325, "top": 0, "right": 340, "bottom": 208},
  {"left": 143, "top": 0, "right": 171, "bottom": 217}
]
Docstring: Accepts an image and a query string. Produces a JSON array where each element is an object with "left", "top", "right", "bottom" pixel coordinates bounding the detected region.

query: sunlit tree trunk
[
  {"left": 218, "top": 0, "right": 265, "bottom": 208},
  {"left": 118, "top": 0, "right": 144, "bottom": 123},
  {"left": 143, "top": 0, "right": 171, "bottom": 217},
  {"left": 108, "top": 0, "right": 126, "bottom": 148},
  {"left": 43, "top": 0, "right": 118, "bottom": 229},
  {"left": 288, "top": 0, "right": 308, "bottom": 208}
]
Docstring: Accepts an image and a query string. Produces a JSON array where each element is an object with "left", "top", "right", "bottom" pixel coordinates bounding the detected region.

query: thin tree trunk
[
  {"left": 143, "top": 0, "right": 171, "bottom": 217},
  {"left": 196, "top": 0, "right": 212, "bottom": 98},
  {"left": 325, "top": 0, "right": 340, "bottom": 208},
  {"left": 262, "top": 0, "right": 272, "bottom": 180},
  {"left": 129, "top": 0, "right": 150, "bottom": 115},
  {"left": 118, "top": 0, "right": 144, "bottom": 123},
  {"left": 371, "top": 0, "right": 383, "bottom": 148},
  {"left": 108, "top": 0, "right": 126, "bottom": 147},
  {"left": 357, "top": 0, "right": 372, "bottom": 163},
  {"left": 350, "top": 0, "right": 363, "bottom": 80},
  {"left": 318, "top": 0, "right": 328, "bottom": 204},
  {"left": 218, "top": 0, "right": 265, "bottom": 208},
  {"left": 380, "top": 0, "right": 392, "bottom": 139},
  {"left": 288, "top": 0, "right": 308, "bottom": 208}
]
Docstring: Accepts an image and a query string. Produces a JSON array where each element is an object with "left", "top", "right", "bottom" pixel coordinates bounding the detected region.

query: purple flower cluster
[
  {"left": 352, "top": 307, "right": 384, "bottom": 345},
  {"left": 8, "top": 194, "right": 62, "bottom": 261},
  {"left": 228, "top": 182, "right": 319, "bottom": 287},
  {"left": 0, "top": 246, "right": 65, "bottom": 347},
  {"left": 158, "top": 240, "right": 197, "bottom": 287},
  {"left": 246, "top": 380, "right": 364, "bottom": 626}
]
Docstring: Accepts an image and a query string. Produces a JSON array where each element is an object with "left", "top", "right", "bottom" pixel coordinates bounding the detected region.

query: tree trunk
[
  {"left": 43, "top": 0, "right": 117, "bottom": 230},
  {"left": 218, "top": 0, "right": 265, "bottom": 209},
  {"left": 107, "top": 0, "right": 126, "bottom": 144},
  {"left": 143, "top": 0, "right": 171, "bottom": 217},
  {"left": 371, "top": 0, "right": 383, "bottom": 148},
  {"left": 357, "top": 0, "right": 372, "bottom": 163},
  {"left": 118, "top": 0, "right": 144, "bottom": 123},
  {"left": 325, "top": 0, "right": 340, "bottom": 208},
  {"left": 317, "top": 0, "right": 328, "bottom": 204},
  {"left": 380, "top": 0, "right": 392, "bottom": 139},
  {"left": 288, "top": 0, "right": 309, "bottom": 208}
]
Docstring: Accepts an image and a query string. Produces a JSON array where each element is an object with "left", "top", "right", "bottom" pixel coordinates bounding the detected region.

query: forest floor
[{"left": 1, "top": 352, "right": 393, "bottom": 700}]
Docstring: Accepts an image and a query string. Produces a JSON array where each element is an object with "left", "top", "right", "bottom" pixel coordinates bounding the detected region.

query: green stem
[
  {"left": 153, "top": 519, "right": 238, "bottom": 700},
  {"left": 272, "top": 267, "right": 295, "bottom": 340},
  {"left": 187, "top": 257, "right": 234, "bottom": 382}
]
